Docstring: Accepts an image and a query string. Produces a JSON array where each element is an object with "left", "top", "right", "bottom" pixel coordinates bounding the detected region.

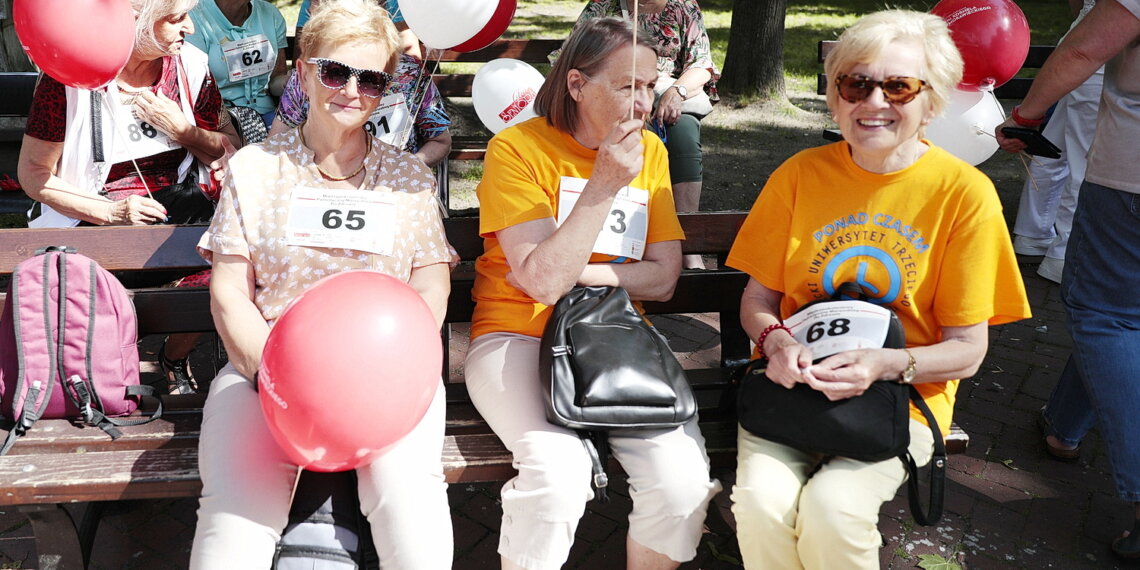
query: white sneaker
[
  {"left": 1014, "top": 235, "right": 1053, "bottom": 256},
  {"left": 1038, "top": 257, "right": 1064, "bottom": 284}
]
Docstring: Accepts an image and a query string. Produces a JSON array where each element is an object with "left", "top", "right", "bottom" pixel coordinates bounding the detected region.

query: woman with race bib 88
[
  {"left": 18, "top": 0, "right": 241, "bottom": 395},
  {"left": 725, "top": 11, "right": 1030, "bottom": 569},
  {"left": 463, "top": 17, "right": 718, "bottom": 570},
  {"left": 190, "top": 0, "right": 453, "bottom": 567}
]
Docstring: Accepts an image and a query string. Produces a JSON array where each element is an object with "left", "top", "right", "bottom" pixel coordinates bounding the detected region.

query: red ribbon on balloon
[{"left": 931, "top": 0, "right": 1031, "bottom": 92}]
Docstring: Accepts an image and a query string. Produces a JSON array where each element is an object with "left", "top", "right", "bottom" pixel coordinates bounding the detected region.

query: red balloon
[
  {"left": 931, "top": 0, "right": 1030, "bottom": 91},
  {"left": 14, "top": 0, "right": 135, "bottom": 89},
  {"left": 258, "top": 271, "right": 441, "bottom": 472}
]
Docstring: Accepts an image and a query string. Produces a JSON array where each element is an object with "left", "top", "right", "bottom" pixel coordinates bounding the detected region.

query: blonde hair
[
  {"left": 824, "top": 10, "right": 963, "bottom": 119},
  {"left": 299, "top": 0, "right": 399, "bottom": 74},
  {"left": 132, "top": 0, "right": 197, "bottom": 56}
]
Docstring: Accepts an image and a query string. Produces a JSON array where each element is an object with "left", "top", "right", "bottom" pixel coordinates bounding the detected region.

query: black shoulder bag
[
  {"left": 539, "top": 286, "right": 697, "bottom": 501},
  {"left": 735, "top": 282, "right": 946, "bottom": 525}
]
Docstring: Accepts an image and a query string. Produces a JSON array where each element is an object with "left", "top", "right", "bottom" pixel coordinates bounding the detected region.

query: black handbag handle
[{"left": 903, "top": 386, "right": 946, "bottom": 526}]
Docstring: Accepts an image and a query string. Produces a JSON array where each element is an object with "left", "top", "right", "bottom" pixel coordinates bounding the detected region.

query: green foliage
[{"left": 917, "top": 553, "right": 963, "bottom": 570}]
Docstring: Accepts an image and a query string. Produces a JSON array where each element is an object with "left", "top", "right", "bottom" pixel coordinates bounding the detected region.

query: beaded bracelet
[
  {"left": 1011, "top": 105, "right": 1045, "bottom": 128},
  {"left": 756, "top": 323, "right": 792, "bottom": 360}
]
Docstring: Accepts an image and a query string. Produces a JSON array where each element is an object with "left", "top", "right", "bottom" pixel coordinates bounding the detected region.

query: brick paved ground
[{"left": 2, "top": 258, "right": 1139, "bottom": 569}]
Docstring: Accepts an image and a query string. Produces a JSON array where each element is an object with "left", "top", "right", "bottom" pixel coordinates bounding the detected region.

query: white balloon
[
  {"left": 400, "top": 0, "right": 514, "bottom": 51},
  {"left": 472, "top": 58, "right": 545, "bottom": 134},
  {"left": 925, "top": 89, "right": 1004, "bottom": 165}
]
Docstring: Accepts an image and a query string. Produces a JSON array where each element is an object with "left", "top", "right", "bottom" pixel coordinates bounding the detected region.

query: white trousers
[
  {"left": 1013, "top": 65, "right": 1103, "bottom": 261},
  {"left": 732, "top": 420, "right": 935, "bottom": 570},
  {"left": 189, "top": 363, "right": 453, "bottom": 569},
  {"left": 464, "top": 332, "right": 721, "bottom": 570}
]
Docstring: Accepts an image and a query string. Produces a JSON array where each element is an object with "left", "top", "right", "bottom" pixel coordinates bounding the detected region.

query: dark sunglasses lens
[
  {"left": 838, "top": 77, "right": 871, "bottom": 102},
  {"left": 357, "top": 71, "right": 386, "bottom": 97},
  {"left": 319, "top": 60, "right": 352, "bottom": 88}
]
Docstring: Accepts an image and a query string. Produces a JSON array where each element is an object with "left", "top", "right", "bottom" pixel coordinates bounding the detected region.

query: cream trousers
[
  {"left": 732, "top": 419, "right": 934, "bottom": 570},
  {"left": 464, "top": 332, "right": 721, "bottom": 570},
  {"left": 189, "top": 363, "right": 453, "bottom": 569}
]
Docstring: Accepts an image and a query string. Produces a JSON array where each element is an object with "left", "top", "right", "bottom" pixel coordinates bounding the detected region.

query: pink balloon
[
  {"left": 258, "top": 271, "right": 441, "bottom": 472},
  {"left": 931, "top": 0, "right": 1031, "bottom": 91},
  {"left": 14, "top": 0, "right": 135, "bottom": 89}
]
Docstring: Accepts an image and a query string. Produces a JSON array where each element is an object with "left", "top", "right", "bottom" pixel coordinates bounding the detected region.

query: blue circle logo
[{"left": 820, "top": 246, "right": 901, "bottom": 304}]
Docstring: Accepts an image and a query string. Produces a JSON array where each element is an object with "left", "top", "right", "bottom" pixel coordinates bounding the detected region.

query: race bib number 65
[{"left": 285, "top": 187, "right": 396, "bottom": 255}]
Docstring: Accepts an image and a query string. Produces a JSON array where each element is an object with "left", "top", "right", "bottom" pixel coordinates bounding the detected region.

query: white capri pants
[
  {"left": 189, "top": 363, "right": 453, "bottom": 569},
  {"left": 732, "top": 419, "right": 935, "bottom": 570},
  {"left": 1012, "top": 64, "right": 1103, "bottom": 261},
  {"left": 464, "top": 332, "right": 721, "bottom": 570}
]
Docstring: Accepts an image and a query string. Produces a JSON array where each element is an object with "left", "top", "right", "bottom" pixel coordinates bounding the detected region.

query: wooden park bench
[{"left": 0, "top": 211, "right": 775, "bottom": 568}]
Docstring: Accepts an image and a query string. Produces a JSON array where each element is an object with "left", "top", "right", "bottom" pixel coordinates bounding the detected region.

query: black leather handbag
[
  {"left": 735, "top": 282, "right": 946, "bottom": 525},
  {"left": 540, "top": 286, "right": 696, "bottom": 500}
]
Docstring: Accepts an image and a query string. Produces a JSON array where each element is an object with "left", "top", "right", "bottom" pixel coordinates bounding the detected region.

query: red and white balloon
[
  {"left": 472, "top": 59, "right": 545, "bottom": 134},
  {"left": 400, "top": 0, "right": 517, "bottom": 52}
]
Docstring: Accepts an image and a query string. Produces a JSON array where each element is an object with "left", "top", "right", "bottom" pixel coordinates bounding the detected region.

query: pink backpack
[{"left": 0, "top": 246, "right": 160, "bottom": 455}]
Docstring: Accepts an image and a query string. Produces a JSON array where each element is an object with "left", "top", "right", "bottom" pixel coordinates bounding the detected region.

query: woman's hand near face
[
  {"left": 134, "top": 90, "right": 193, "bottom": 141},
  {"left": 590, "top": 118, "right": 645, "bottom": 196}
]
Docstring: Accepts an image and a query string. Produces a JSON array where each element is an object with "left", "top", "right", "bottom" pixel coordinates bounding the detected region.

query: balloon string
[
  {"left": 630, "top": 0, "right": 638, "bottom": 121},
  {"left": 399, "top": 51, "right": 441, "bottom": 150}
]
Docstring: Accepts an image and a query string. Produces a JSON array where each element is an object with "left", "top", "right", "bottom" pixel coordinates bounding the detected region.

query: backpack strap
[
  {"left": 900, "top": 385, "right": 946, "bottom": 526},
  {"left": 66, "top": 378, "right": 164, "bottom": 440}
]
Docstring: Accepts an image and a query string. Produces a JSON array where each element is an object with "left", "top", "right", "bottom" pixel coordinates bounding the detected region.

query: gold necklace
[{"left": 299, "top": 123, "right": 371, "bottom": 182}]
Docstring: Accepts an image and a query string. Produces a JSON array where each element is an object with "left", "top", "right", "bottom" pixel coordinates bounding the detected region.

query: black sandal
[{"left": 159, "top": 338, "right": 199, "bottom": 395}]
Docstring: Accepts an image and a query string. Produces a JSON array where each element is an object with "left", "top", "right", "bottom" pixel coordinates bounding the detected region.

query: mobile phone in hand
[{"left": 1000, "top": 127, "right": 1062, "bottom": 159}]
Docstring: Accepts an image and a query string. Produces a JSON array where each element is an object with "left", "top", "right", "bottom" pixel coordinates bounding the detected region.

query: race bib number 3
[
  {"left": 783, "top": 300, "right": 893, "bottom": 361},
  {"left": 285, "top": 187, "right": 396, "bottom": 256},
  {"left": 556, "top": 176, "right": 649, "bottom": 260},
  {"left": 223, "top": 34, "right": 274, "bottom": 81}
]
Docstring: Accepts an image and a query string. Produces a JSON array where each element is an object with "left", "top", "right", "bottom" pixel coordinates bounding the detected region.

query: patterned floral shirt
[
  {"left": 275, "top": 54, "right": 450, "bottom": 154},
  {"left": 576, "top": 0, "right": 718, "bottom": 96},
  {"left": 198, "top": 129, "right": 453, "bottom": 325}
]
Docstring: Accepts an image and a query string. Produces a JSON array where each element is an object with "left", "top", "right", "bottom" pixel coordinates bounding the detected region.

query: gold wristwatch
[{"left": 900, "top": 349, "right": 917, "bottom": 384}]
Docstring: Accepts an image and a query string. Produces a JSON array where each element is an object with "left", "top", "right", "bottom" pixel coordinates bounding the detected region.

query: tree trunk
[
  {"left": 0, "top": 0, "right": 36, "bottom": 72},
  {"left": 720, "top": 0, "right": 787, "bottom": 100}
]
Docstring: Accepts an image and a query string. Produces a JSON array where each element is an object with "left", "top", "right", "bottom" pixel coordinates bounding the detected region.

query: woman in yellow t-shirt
[
  {"left": 464, "top": 17, "right": 719, "bottom": 570},
  {"left": 726, "top": 11, "right": 1031, "bottom": 569}
]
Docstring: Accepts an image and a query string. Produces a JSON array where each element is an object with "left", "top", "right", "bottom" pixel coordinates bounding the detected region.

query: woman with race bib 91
[
  {"left": 463, "top": 17, "right": 718, "bottom": 570},
  {"left": 725, "top": 11, "right": 1030, "bottom": 569},
  {"left": 190, "top": 0, "right": 453, "bottom": 567},
  {"left": 269, "top": 49, "right": 452, "bottom": 168}
]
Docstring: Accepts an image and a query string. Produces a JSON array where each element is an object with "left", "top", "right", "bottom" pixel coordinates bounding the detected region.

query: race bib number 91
[{"left": 783, "top": 300, "right": 893, "bottom": 361}]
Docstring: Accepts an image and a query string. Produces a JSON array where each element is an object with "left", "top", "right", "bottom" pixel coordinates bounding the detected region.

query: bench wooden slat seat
[{"left": 0, "top": 210, "right": 967, "bottom": 567}]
